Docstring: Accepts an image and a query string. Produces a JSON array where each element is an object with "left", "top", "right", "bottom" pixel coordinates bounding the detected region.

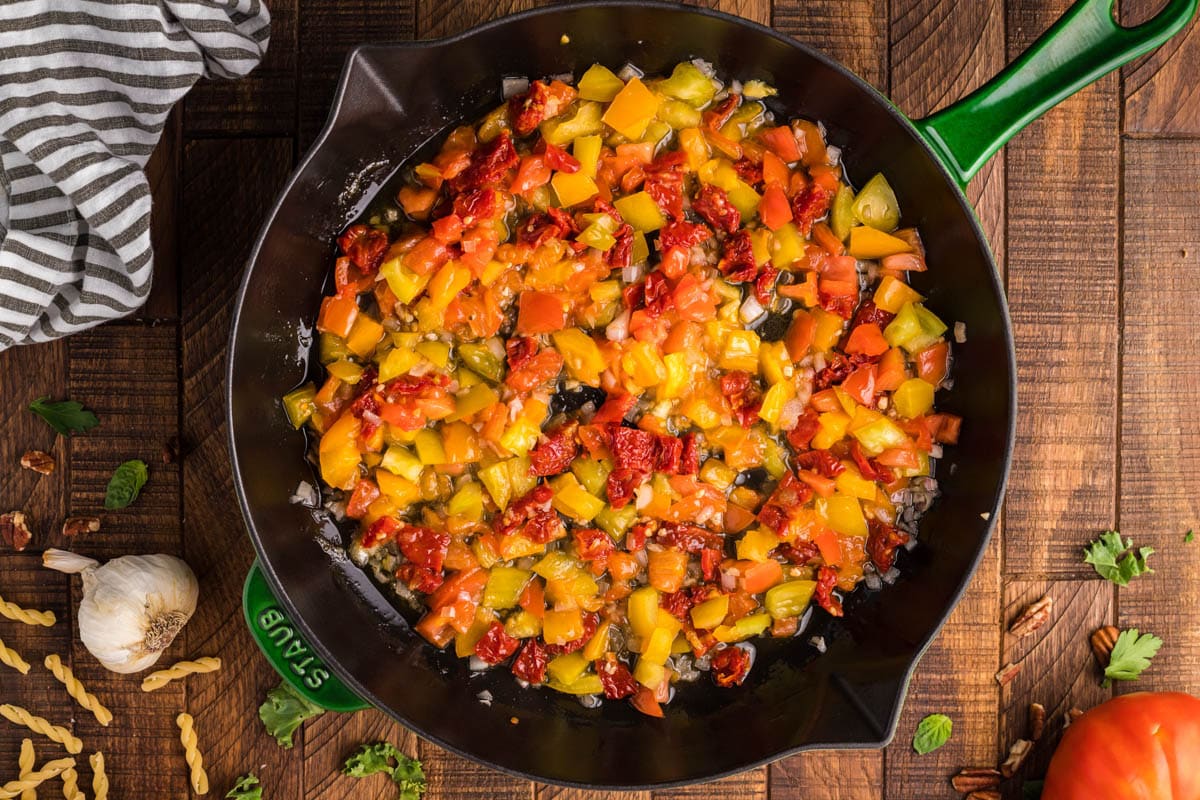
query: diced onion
[
  {"left": 739, "top": 294, "right": 767, "bottom": 326},
  {"left": 622, "top": 262, "right": 645, "bottom": 284},
  {"left": 289, "top": 480, "right": 318, "bottom": 508},
  {"left": 618, "top": 63, "right": 643, "bottom": 81},
  {"left": 606, "top": 309, "right": 630, "bottom": 342},
  {"left": 469, "top": 656, "right": 490, "bottom": 671},
  {"left": 809, "top": 635, "right": 827, "bottom": 654},
  {"left": 954, "top": 321, "right": 967, "bottom": 343},
  {"left": 502, "top": 77, "right": 529, "bottom": 99}
]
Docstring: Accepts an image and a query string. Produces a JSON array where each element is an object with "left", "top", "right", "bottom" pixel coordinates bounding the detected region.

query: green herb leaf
[
  {"left": 225, "top": 773, "right": 262, "bottom": 800},
  {"left": 343, "top": 742, "right": 426, "bottom": 800},
  {"left": 912, "top": 713, "right": 952, "bottom": 755},
  {"left": 1023, "top": 779, "right": 1044, "bottom": 800},
  {"left": 1185, "top": 530, "right": 1194, "bottom": 544},
  {"left": 1083, "top": 530, "right": 1154, "bottom": 586},
  {"left": 259, "top": 682, "right": 324, "bottom": 749},
  {"left": 103, "top": 459, "right": 148, "bottom": 510},
  {"left": 1103, "top": 628, "right": 1162, "bottom": 687},
  {"left": 28, "top": 396, "right": 99, "bottom": 436}
]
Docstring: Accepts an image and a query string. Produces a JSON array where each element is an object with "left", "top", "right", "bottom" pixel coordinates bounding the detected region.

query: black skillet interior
[{"left": 227, "top": 1, "right": 1014, "bottom": 788}]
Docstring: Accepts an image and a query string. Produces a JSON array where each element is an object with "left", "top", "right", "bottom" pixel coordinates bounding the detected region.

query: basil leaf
[
  {"left": 343, "top": 742, "right": 426, "bottom": 800},
  {"left": 104, "top": 459, "right": 148, "bottom": 510},
  {"left": 912, "top": 713, "right": 952, "bottom": 755},
  {"left": 225, "top": 773, "right": 262, "bottom": 800},
  {"left": 28, "top": 396, "right": 99, "bottom": 436}
]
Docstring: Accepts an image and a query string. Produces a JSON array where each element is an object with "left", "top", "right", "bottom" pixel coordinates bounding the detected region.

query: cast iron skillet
[{"left": 227, "top": 0, "right": 1195, "bottom": 788}]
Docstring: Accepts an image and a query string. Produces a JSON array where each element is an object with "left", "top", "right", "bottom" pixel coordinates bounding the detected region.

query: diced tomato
[
  {"left": 866, "top": 518, "right": 910, "bottom": 573},
  {"left": 529, "top": 423, "right": 580, "bottom": 477},
  {"left": 791, "top": 184, "right": 832, "bottom": 235},
  {"left": 542, "top": 141, "right": 580, "bottom": 173},
  {"left": 630, "top": 685, "right": 664, "bottom": 717},
  {"left": 927, "top": 412, "right": 962, "bottom": 445},
  {"left": 757, "top": 184, "right": 793, "bottom": 231},
  {"left": 841, "top": 364, "right": 877, "bottom": 406},
  {"left": 509, "top": 79, "right": 578, "bottom": 136},
  {"left": 516, "top": 290, "right": 568, "bottom": 334},
  {"left": 717, "top": 229, "right": 758, "bottom": 282},
  {"left": 692, "top": 184, "right": 741, "bottom": 234},
  {"left": 505, "top": 349, "right": 563, "bottom": 392},
  {"left": 814, "top": 565, "right": 843, "bottom": 617},
  {"left": 845, "top": 323, "right": 890, "bottom": 357},
  {"left": 915, "top": 341, "right": 951, "bottom": 386},
  {"left": 759, "top": 125, "right": 803, "bottom": 163},
  {"left": 592, "top": 393, "right": 636, "bottom": 425},
  {"left": 711, "top": 646, "right": 752, "bottom": 687},
  {"left": 337, "top": 224, "right": 389, "bottom": 273}
]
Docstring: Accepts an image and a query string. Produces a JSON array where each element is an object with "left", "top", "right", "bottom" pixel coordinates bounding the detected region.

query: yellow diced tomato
[
  {"left": 622, "top": 341, "right": 667, "bottom": 387},
  {"left": 613, "top": 191, "right": 667, "bottom": 232},
  {"left": 627, "top": 586, "right": 660, "bottom": 639},
  {"left": 835, "top": 467, "right": 878, "bottom": 501},
  {"left": 818, "top": 495, "right": 868, "bottom": 538},
  {"left": 551, "top": 171, "right": 599, "bottom": 208},
  {"left": 550, "top": 474, "right": 606, "bottom": 522},
  {"left": 893, "top": 377, "right": 935, "bottom": 418},
  {"left": 345, "top": 315, "right": 384, "bottom": 358},
  {"left": 811, "top": 411, "right": 851, "bottom": 450},
  {"left": 810, "top": 307, "right": 845, "bottom": 353},
  {"left": 848, "top": 226, "right": 912, "bottom": 259},
  {"left": 690, "top": 595, "right": 729, "bottom": 630},
  {"left": 375, "top": 470, "right": 421, "bottom": 509},
  {"left": 736, "top": 527, "right": 780, "bottom": 562},
  {"left": 543, "top": 608, "right": 585, "bottom": 645},
  {"left": 547, "top": 651, "right": 590, "bottom": 685},
  {"left": 873, "top": 275, "right": 924, "bottom": 314},
  {"left": 719, "top": 329, "right": 761, "bottom": 371},
  {"left": 552, "top": 328, "right": 606, "bottom": 386},
  {"left": 757, "top": 380, "right": 794, "bottom": 429},
  {"left": 641, "top": 627, "right": 674, "bottom": 666},
  {"left": 633, "top": 659, "right": 666, "bottom": 691},
  {"left": 318, "top": 413, "right": 361, "bottom": 490}
]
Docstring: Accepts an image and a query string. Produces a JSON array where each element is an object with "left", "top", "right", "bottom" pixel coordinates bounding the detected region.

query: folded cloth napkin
[{"left": 0, "top": 0, "right": 270, "bottom": 350}]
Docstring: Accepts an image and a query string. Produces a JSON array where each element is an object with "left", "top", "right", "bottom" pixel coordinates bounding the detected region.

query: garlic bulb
[{"left": 43, "top": 548, "right": 198, "bottom": 674}]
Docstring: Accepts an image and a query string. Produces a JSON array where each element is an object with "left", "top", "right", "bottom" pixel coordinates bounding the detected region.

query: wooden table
[{"left": 2, "top": 0, "right": 1198, "bottom": 797}]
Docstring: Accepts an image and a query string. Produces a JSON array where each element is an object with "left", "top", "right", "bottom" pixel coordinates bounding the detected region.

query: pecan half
[
  {"left": 1029, "top": 702, "right": 1046, "bottom": 741},
  {"left": 162, "top": 435, "right": 180, "bottom": 464},
  {"left": 1000, "top": 739, "right": 1033, "bottom": 778},
  {"left": 1091, "top": 625, "right": 1120, "bottom": 666},
  {"left": 62, "top": 516, "right": 101, "bottom": 537},
  {"left": 19, "top": 449, "right": 56, "bottom": 475},
  {"left": 1008, "top": 594, "right": 1053, "bottom": 638},
  {"left": 995, "top": 661, "right": 1023, "bottom": 686},
  {"left": 967, "top": 792, "right": 1001, "bottom": 800},
  {"left": 0, "top": 511, "right": 33, "bottom": 551},
  {"left": 951, "top": 767, "right": 1002, "bottom": 793},
  {"left": 1066, "top": 707, "right": 1084, "bottom": 727}
]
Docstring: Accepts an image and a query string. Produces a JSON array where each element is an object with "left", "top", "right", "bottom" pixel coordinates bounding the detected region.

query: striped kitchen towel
[{"left": 0, "top": 0, "right": 270, "bottom": 350}]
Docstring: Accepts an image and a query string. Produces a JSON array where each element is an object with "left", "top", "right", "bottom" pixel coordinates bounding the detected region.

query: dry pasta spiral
[
  {"left": 0, "top": 758, "right": 74, "bottom": 800},
  {"left": 43, "top": 654, "right": 112, "bottom": 726},
  {"left": 17, "top": 739, "right": 35, "bottom": 800},
  {"left": 175, "top": 713, "right": 209, "bottom": 795},
  {"left": 0, "top": 594, "right": 55, "bottom": 627},
  {"left": 88, "top": 754, "right": 106, "bottom": 800},
  {"left": 0, "top": 636, "right": 30, "bottom": 675},
  {"left": 140, "top": 657, "right": 221, "bottom": 692},
  {"left": 58, "top": 768, "right": 83, "bottom": 800},
  {"left": 0, "top": 705, "right": 82, "bottom": 754}
]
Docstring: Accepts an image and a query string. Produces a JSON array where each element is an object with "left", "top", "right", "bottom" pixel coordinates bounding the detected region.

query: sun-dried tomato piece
[
  {"left": 717, "top": 229, "right": 758, "bottom": 282},
  {"left": 680, "top": 432, "right": 700, "bottom": 475},
  {"left": 700, "top": 547, "right": 722, "bottom": 581},
  {"left": 658, "top": 522, "right": 724, "bottom": 553},
  {"left": 867, "top": 518, "right": 910, "bottom": 574},
  {"left": 820, "top": 291, "right": 858, "bottom": 320},
  {"left": 597, "top": 656, "right": 638, "bottom": 700},
  {"left": 518, "top": 206, "right": 578, "bottom": 247},
  {"left": 643, "top": 153, "right": 686, "bottom": 221},
  {"left": 494, "top": 484, "right": 555, "bottom": 537},
  {"left": 337, "top": 225, "right": 389, "bottom": 273},
  {"left": 757, "top": 473, "right": 813, "bottom": 534},
  {"left": 383, "top": 372, "right": 448, "bottom": 398},
  {"left": 813, "top": 352, "right": 872, "bottom": 391},
  {"left": 573, "top": 527, "right": 614, "bottom": 571},
  {"left": 506, "top": 336, "right": 539, "bottom": 371},
  {"left": 454, "top": 132, "right": 520, "bottom": 193},
  {"left": 692, "top": 184, "right": 741, "bottom": 234},
  {"left": 610, "top": 426, "right": 659, "bottom": 473},
  {"left": 361, "top": 516, "right": 401, "bottom": 548},
  {"left": 814, "top": 565, "right": 844, "bottom": 617},
  {"left": 475, "top": 621, "right": 521, "bottom": 664},
  {"left": 850, "top": 300, "right": 896, "bottom": 330},
  {"left": 544, "top": 612, "right": 599, "bottom": 655},
  {"left": 787, "top": 409, "right": 820, "bottom": 451},
  {"left": 452, "top": 188, "right": 499, "bottom": 227},
  {"left": 529, "top": 423, "right": 580, "bottom": 477},
  {"left": 606, "top": 222, "right": 634, "bottom": 269},
  {"left": 658, "top": 219, "right": 712, "bottom": 251},
  {"left": 660, "top": 586, "right": 708, "bottom": 621},
  {"left": 655, "top": 435, "right": 683, "bottom": 474},
  {"left": 791, "top": 184, "right": 832, "bottom": 236},
  {"left": 396, "top": 525, "right": 451, "bottom": 573},
  {"left": 509, "top": 80, "right": 577, "bottom": 136},
  {"left": 778, "top": 540, "right": 820, "bottom": 566},
  {"left": 732, "top": 157, "right": 763, "bottom": 187},
  {"left": 643, "top": 271, "right": 673, "bottom": 318},
  {"left": 719, "top": 370, "right": 762, "bottom": 428},
  {"left": 511, "top": 638, "right": 549, "bottom": 684},
  {"left": 523, "top": 511, "right": 565, "bottom": 544},
  {"left": 711, "top": 646, "right": 752, "bottom": 687},
  {"left": 626, "top": 522, "right": 652, "bottom": 553},
  {"left": 795, "top": 449, "right": 845, "bottom": 479},
  {"left": 606, "top": 467, "right": 644, "bottom": 510},
  {"left": 849, "top": 440, "right": 896, "bottom": 484},
  {"left": 396, "top": 563, "right": 444, "bottom": 593},
  {"left": 754, "top": 265, "right": 779, "bottom": 305},
  {"left": 540, "top": 141, "right": 581, "bottom": 173},
  {"left": 703, "top": 94, "right": 740, "bottom": 130}
]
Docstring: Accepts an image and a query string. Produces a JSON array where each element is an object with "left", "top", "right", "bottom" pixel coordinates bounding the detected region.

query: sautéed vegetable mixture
[{"left": 284, "top": 60, "right": 961, "bottom": 716}]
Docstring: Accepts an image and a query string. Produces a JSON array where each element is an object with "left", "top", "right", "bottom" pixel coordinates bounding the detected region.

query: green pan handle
[
  {"left": 913, "top": 0, "right": 1197, "bottom": 187},
  {"left": 243, "top": 560, "right": 369, "bottom": 712}
]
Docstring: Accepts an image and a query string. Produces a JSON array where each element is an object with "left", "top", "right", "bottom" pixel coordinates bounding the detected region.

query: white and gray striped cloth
[{"left": 0, "top": 0, "right": 270, "bottom": 350}]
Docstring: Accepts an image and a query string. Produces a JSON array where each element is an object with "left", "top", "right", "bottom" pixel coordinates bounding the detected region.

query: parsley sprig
[
  {"left": 343, "top": 742, "right": 426, "bottom": 800},
  {"left": 1084, "top": 531, "right": 1154, "bottom": 586},
  {"left": 28, "top": 396, "right": 98, "bottom": 436},
  {"left": 1103, "top": 628, "right": 1162, "bottom": 687}
]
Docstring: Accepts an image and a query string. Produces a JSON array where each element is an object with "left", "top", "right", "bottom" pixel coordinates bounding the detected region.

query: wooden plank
[
  {"left": 184, "top": 0, "right": 299, "bottom": 135},
  {"left": 419, "top": 740, "right": 529, "bottom": 800},
  {"left": 1117, "top": 139, "right": 1200, "bottom": 691},
  {"left": 417, "top": 0, "right": 539, "bottom": 39},
  {"left": 881, "top": 3, "right": 1005, "bottom": 797},
  {"left": 1121, "top": 1, "right": 1200, "bottom": 135},
  {"left": 998, "top": 580, "right": 1111, "bottom": 782},
  {"left": 296, "top": 0, "right": 417, "bottom": 149},
  {"left": 64, "top": 322, "right": 185, "bottom": 796},
  {"left": 178, "top": 137, "right": 302, "bottom": 796},
  {"left": 544, "top": 786, "right": 648, "bottom": 800},
  {"left": 773, "top": 0, "right": 887, "bottom": 89},
  {"left": 1002, "top": 0, "right": 1120, "bottom": 576},
  {"left": 688, "top": 0, "right": 770, "bottom": 26},
  {"left": 770, "top": 750, "right": 883, "bottom": 799},
  {"left": 303, "top": 710, "right": 418, "bottom": 799},
  {"left": 141, "top": 107, "right": 180, "bottom": 320}
]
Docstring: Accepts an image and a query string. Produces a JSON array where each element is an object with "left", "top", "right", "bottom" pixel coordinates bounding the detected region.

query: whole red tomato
[{"left": 1043, "top": 692, "right": 1200, "bottom": 799}]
